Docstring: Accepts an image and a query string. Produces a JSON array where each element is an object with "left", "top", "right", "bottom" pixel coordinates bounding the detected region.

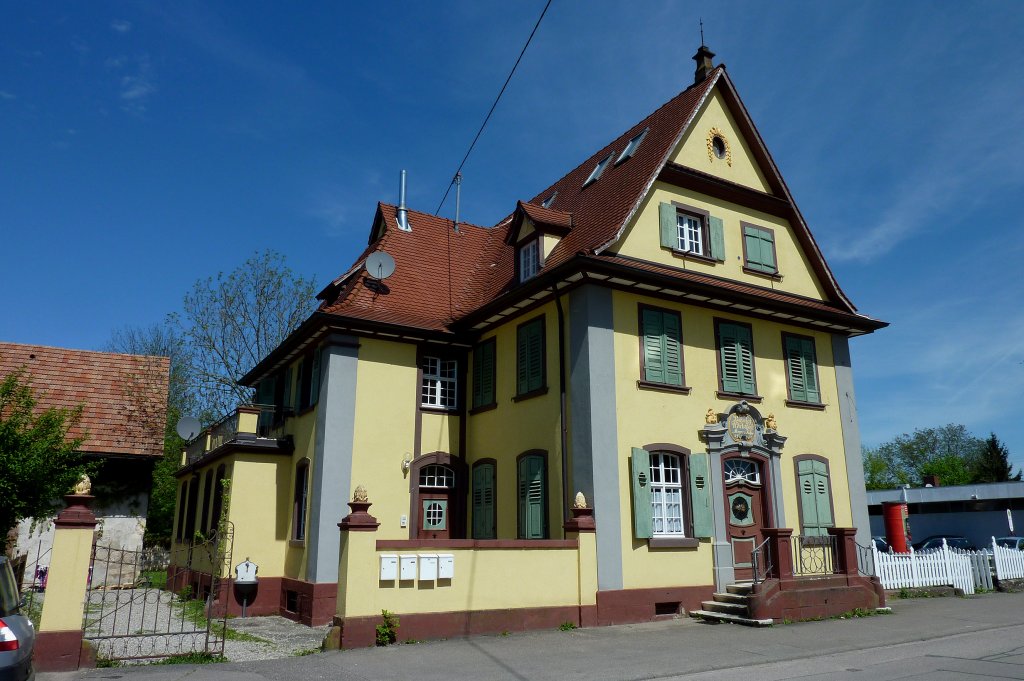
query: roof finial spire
[{"left": 699, "top": 18, "right": 705, "bottom": 47}]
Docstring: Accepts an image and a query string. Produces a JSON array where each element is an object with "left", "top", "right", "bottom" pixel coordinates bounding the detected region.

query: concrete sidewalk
[{"left": 42, "top": 592, "right": 1024, "bottom": 681}]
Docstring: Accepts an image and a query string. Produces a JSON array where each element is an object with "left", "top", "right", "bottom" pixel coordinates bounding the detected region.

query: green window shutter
[
  {"left": 719, "top": 323, "right": 754, "bottom": 394},
  {"left": 708, "top": 215, "right": 726, "bottom": 261},
  {"left": 659, "top": 202, "right": 677, "bottom": 249},
  {"left": 797, "top": 460, "right": 820, "bottom": 535},
  {"left": 518, "top": 455, "right": 546, "bottom": 539},
  {"left": 785, "top": 336, "right": 820, "bottom": 404},
  {"left": 472, "top": 464, "right": 495, "bottom": 539},
  {"left": 641, "top": 308, "right": 665, "bottom": 384},
  {"left": 517, "top": 319, "right": 544, "bottom": 395},
  {"left": 283, "top": 366, "right": 294, "bottom": 411},
  {"left": 744, "top": 225, "right": 776, "bottom": 273},
  {"left": 472, "top": 341, "right": 496, "bottom": 408},
  {"left": 310, "top": 349, "right": 321, "bottom": 407},
  {"left": 688, "top": 453, "right": 713, "bottom": 538},
  {"left": 631, "top": 447, "right": 653, "bottom": 539},
  {"left": 662, "top": 311, "right": 683, "bottom": 386}
]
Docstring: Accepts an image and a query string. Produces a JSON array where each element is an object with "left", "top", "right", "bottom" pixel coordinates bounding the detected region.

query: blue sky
[{"left": 2, "top": 2, "right": 1023, "bottom": 471}]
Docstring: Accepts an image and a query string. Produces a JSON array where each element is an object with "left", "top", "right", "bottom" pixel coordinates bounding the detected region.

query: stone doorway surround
[{"left": 703, "top": 401, "right": 786, "bottom": 591}]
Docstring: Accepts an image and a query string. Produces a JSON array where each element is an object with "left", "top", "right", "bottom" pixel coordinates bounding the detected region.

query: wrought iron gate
[{"left": 83, "top": 525, "right": 233, "bottom": 661}]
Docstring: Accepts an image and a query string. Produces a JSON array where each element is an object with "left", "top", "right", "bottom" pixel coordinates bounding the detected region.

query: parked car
[
  {"left": 912, "top": 535, "right": 978, "bottom": 552},
  {"left": 995, "top": 536, "right": 1024, "bottom": 551},
  {"left": 871, "top": 536, "right": 892, "bottom": 553},
  {"left": 0, "top": 556, "right": 34, "bottom": 681}
]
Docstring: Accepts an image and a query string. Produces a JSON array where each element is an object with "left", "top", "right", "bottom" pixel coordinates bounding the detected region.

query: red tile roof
[
  {"left": 310, "top": 65, "right": 880, "bottom": 341},
  {"left": 0, "top": 342, "right": 170, "bottom": 458}
]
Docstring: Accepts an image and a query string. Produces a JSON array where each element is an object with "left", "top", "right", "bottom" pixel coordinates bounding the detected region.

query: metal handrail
[
  {"left": 791, "top": 533, "right": 837, "bottom": 577},
  {"left": 751, "top": 536, "right": 773, "bottom": 584}
]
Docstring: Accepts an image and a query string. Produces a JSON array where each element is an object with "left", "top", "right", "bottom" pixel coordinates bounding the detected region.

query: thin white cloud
[
  {"left": 111, "top": 20, "right": 132, "bottom": 34},
  {"left": 0, "top": 91, "right": 15, "bottom": 100},
  {"left": 118, "top": 56, "right": 157, "bottom": 113}
]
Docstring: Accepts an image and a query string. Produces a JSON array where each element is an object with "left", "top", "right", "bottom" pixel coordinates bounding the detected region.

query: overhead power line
[{"left": 434, "top": 0, "right": 553, "bottom": 216}]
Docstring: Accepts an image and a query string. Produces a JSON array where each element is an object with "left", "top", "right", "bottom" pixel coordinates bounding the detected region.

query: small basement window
[
  {"left": 616, "top": 127, "right": 649, "bottom": 165},
  {"left": 583, "top": 154, "right": 613, "bottom": 187}
]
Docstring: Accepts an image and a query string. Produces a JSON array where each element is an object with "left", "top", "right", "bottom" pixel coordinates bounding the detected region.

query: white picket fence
[
  {"left": 992, "top": 537, "right": 1024, "bottom": 580},
  {"left": 871, "top": 539, "right": 976, "bottom": 594}
]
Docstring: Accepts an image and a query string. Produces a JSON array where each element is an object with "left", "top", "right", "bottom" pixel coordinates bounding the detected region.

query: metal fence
[{"left": 791, "top": 534, "right": 837, "bottom": 577}]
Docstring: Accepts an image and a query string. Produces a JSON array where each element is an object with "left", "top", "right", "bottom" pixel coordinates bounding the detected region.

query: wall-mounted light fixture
[{"left": 401, "top": 452, "right": 413, "bottom": 476}]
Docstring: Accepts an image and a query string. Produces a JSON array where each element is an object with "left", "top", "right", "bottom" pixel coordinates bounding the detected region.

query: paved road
[{"left": 43, "top": 592, "right": 1024, "bottom": 681}]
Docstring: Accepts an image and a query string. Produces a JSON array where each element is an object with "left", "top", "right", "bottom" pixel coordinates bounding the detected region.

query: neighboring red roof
[
  {"left": 516, "top": 201, "right": 573, "bottom": 232},
  {"left": 0, "top": 342, "right": 170, "bottom": 458}
]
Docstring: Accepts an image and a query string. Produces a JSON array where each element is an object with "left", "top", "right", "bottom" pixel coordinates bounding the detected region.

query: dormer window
[
  {"left": 518, "top": 239, "right": 540, "bottom": 282},
  {"left": 616, "top": 127, "right": 649, "bottom": 165},
  {"left": 541, "top": 192, "right": 558, "bottom": 209},
  {"left": 583, "top": 154, "right": 613, "bottom": 188}
]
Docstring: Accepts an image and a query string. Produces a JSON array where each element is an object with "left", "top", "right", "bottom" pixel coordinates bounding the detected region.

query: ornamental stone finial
[
  {"left": 73, "top": 474, "right": 92, "bottom": 495},
  {"left": 353, "top": 485, "right": 369, "bottom": 503},
  {"left": 765, "top": 413, "right": 778, "bottom": 432},
  {"left": 705, "top": 408, "right": 718, "bottom": 425},
  {"left": 573, "top": 491, "right": 588, "bottom": 509}
]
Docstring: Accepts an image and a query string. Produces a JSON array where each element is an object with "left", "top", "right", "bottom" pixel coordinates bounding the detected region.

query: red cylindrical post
[{"left": 882, "top": 501, "right": 910, "bottom": 552}]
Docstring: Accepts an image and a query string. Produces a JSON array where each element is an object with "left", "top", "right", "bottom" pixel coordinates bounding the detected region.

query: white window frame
[
  {"left": 650, "top": 452, "right": 685, "bottom": 536},
  {"left": 583, "top": 153, "right": 613, "bottom": 187},
  {"left": 518, "top": 239, "right": 540, "bottom": 281},
  {"left": 724, "top": 458, "right": 761, "bottom": 485},
  {"left": 419, "top": 464, "right": 455, "bottom": 488},
  {"left": 616, "top": 127, "right": 649, "bottom": 165},
  {"left": 677, "top": 212, "right": 705, "bottom": 255},
  {"left": 421, "top": 356, "right": 457, "bottom": 409}
]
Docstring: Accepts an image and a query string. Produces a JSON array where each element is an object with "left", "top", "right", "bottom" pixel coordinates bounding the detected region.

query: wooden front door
[{"left": 723, "top": 456, "right": 768, "bottom": 581}]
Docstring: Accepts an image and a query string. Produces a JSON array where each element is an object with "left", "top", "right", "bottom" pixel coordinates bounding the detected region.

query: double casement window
[
  {"left": 421, "top": 356, "right": 457, "bottom": 409},
  {"left": 783, "top": 334, "right": 821, "bottom": 404},
  {"left": 517, "top": 453, "right": 547, "bottom": 539},
  {"left": 517, "top": 239, "right": 540, "bottom": 282},
  {"left": 471, "top": 461, "right": 496, "bottom": 539},
  {"left": 639, "top": 306, "right": 684, "bottom": 387},
  {"left": 296, "top": 349, "right": 322, "bottom": 412},
  {"left": 630, "top": 447, "right": 712, "bottom": 540},
  {"left": 516, "top": 316, "right": 545, "bottom": 397},
  {"left": 795, "top": 457, "right": 834, "bottom": 537},
  {"left": 743, "top": 223, "right": 778, "bottom": 275},
  {"left": 659, "top": 202, "right": 725, "bottom": 261},
  {"left": 716, "top": 320, "right": 757, "bottom": 396},
  {"left": 471, "top": 339, "right": 496, "bottom": 409}
]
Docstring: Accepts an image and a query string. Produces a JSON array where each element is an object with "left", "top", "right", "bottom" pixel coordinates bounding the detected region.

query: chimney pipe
[
  {"left": 397, "top": 170, "right": 410, "bottom": 232},
  {"left": 692, "top": 44, "right": 716, "bottom": 84}
]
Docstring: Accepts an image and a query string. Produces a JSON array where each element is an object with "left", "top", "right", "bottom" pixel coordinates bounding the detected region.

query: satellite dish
[
  {"left": 365, "top": 251, "right": 396, "bottom": 280},
  {"left": 176, "top": 415, "right": 202, "bottom": 441}
]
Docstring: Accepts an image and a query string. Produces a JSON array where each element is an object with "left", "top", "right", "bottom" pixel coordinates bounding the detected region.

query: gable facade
[{"left": 171, "top": 47, "right": 886, "bottom": 636}]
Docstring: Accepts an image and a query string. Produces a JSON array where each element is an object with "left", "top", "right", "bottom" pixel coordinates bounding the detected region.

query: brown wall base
[
  {"left": 34, "top": 630, "right": 84, "bottom": 672},
  {"left": 749, "top": 575, "right": 885, "bottom": 621},
  {"left": 166, "top": 567, "right": 336, "bottom": 626},
  {"left": 596, "top": 585, "right": 714, "bottom": 625}
]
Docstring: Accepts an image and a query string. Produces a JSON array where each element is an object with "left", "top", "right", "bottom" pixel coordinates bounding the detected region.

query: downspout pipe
[{"left": 554, "top": 287, "right": 570, "bottom": 529}]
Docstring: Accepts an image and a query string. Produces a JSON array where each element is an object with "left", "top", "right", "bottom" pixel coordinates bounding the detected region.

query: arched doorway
[
  {"left": 722, "top": 454, "right": 773, "bottom": 580},
  {"left": 408, "top": 452, "right": 467, "bottom": 539}
]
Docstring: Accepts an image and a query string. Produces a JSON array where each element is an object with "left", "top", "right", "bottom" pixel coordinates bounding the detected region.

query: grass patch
[
  {"left": 140, "top": 570, "right": 168, "bottom": 590},
  {"left": 291, "top": 648, "right": 320, "bottom": 657},
  {"left": 558, "top": 621, "right": 577, "bottom": 631},
  {"left": 96, "top": 658, "right": 123, "bottom": 668},
  {"left": 151, "top": 652, "right": 225, "bottom": 665},
  {"left": 172, "top": 598, "right": 271, "bottom": 643}
]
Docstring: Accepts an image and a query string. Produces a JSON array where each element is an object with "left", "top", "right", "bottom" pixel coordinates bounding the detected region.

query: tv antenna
[{"left": 175, "top": 415, "right": 202, "bottom": 441}]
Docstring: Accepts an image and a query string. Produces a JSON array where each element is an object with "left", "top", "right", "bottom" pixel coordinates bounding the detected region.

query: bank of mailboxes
[{"left": 379, "top": 553, "right": 454, "bottom": 581}]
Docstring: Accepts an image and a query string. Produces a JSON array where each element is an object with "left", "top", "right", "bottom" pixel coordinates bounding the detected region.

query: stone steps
[{"left": 689, "top": 581, "right": 773, "bottom": 627}]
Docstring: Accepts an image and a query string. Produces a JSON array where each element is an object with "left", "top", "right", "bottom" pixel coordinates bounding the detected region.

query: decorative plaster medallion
[
  {"left": 727, "top": 411, "right": 757, "bottom": 444},
  {"left": 706, "top": 127, "right": 733, "bottom": 167}
]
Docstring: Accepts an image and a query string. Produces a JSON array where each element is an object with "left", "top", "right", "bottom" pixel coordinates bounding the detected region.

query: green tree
[
  {"left": 169, "top": 250, "right": 317, "bottom": 420},
  {"left": 0, "top": 368, "right": 95, "bottom": 540},
  {"left": 105, "top": 324, "right": 193, "bottom": 547},
  {"left": 973, "top": 433, "right": 1021, "bottom": 483},
  {"left": 862, "top": 424, "right": 984, "bottom": 490}
]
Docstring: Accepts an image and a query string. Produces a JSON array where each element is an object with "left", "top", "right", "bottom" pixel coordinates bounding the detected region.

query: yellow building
[{"left": 173, "top": 45, "right": 887, "bottom": 640}]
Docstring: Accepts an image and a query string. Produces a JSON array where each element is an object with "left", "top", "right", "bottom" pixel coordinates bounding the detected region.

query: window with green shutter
[
  {"left": 472, "top": 462, "right": 496, "bottom": 539},
  {"left": 516, "top": 317, "right": 545, "bottom": 396},
  {"left": 796, "top": 457, "right": 833, "bottom": 537},
  {"left": 517, "top": 453, "right": 547, "bottom": 539},
  {"left": 784, "top": 334, "right": 821, "bottom": 404},
  {"left": 716, "top": 321, "right": 757, "bottom": 395},
  {"left": 743, "top": 224, "right": 777, "bottom": 274},
  {"left": 472, "top": 339, "right": 497, "bottom": 409},
  {"left": 639, "top": 306, "right": 684, "bottom": 387}
]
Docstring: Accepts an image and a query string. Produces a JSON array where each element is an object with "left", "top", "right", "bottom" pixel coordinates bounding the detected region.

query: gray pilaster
[
  {"left": 832, "top": 334, "right": 872, "bottom": 551},
  {"left": 704, "top": 424, "right": 734, "bottom": 590},
  {"left": 568, "top": 285, "right": 622, "bottom": 591},
  {"left": 305, "top": 334, "right": 360, "bottom": 583}
]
